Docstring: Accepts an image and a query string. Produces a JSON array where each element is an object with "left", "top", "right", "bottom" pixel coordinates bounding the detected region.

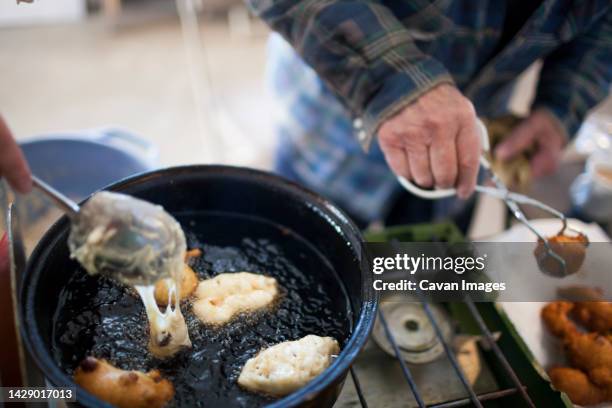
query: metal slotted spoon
[
  {"left": 397, "top": 119, "right": 585, "bottom": 277},
  {"left": 31, "top": 175, "right": 186, "bottom": 285}
]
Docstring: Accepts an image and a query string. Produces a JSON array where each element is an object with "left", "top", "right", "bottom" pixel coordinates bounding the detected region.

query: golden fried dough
[
  {"left": 549, "top": 367, "right": 611, "bottom": 406},
  {"left": 74, "top": 357, "right": 174, "bottom": 408},
  {"left": 572, "top": 302, "right": 612, "bottom": 333},
  {"left": 238, "top": 335, "right": 339, "bottom": 397},
  {"left": 542, "top": 301, "right": 612, "bottom": 405},
  {"left": 542, "top": 301, "right": 578, "bottom": 338},
  {"left": 154, "top": 264, "right": 198, "bottom": 307},
  {"left": 154, "top": 249, "right": 201, "bottom": 306},
  {"left": 184, "top": 248, "right": 202, "bottom": 260},
  {"left": 192, "top": 272, "right": 278, "bottom": 325},
  {"left": 534, "top": 232, "right": 588, "bottom": 276},
  {"left": 564, "top": 332, "right": 612, "bottom": 375}
]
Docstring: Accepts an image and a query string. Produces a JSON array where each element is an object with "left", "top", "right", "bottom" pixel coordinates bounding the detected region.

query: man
[
  {"left": 1, "top": 2, "right": 610, "bottom": 224},
  {"left": 249, "top": 0, "right": 612, "bottom": 228}
]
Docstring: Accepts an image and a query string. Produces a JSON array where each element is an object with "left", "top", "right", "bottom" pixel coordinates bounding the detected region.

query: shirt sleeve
[
  {"left": 533, "top": 7, "right": 612, "bottom": 139},
  {"left": 246, "top": 0, "right": 453, "bottom": 148}
]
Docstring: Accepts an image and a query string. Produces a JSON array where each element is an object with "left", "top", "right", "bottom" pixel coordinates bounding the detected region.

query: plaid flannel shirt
[{"left": 250, "top": 0, "right": 612, "bottom": 222}]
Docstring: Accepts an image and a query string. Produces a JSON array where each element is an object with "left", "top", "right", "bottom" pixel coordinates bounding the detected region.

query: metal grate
[{"left": 347, "top": 240, "right": 536, "bottom": 408}]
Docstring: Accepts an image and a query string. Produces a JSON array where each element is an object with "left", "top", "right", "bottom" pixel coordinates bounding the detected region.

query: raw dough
[
  {"left": 137, "top": 250, "right": 200, "bottom": 358},
  {"left": 136, "top": 284, "right": 191, "bottom": 359}
]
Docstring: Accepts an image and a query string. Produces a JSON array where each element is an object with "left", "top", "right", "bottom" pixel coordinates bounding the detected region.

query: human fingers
[
  {"left": 381, "top": 144, "right": 412, "bottom": 181},
  {"left": 530, "top": 145, "right": 561, "bottom": 178},
  {"left": 455, "top": 119, "right": 480, "bottom": 198},
  {"left": 429, "top": 122, "right": 458, "bottom": 188},
  {"left": 494, "top": 120, "right": 537, "bottom": 162},
  {"left": 407, "top": 143, "right": 434, "bottom": 188},
  {"left": 379, "top": 122, "right": 413, "bottom": 181},
  {"left": 0, "top": 116, "right": 32, "bottom": 193}
]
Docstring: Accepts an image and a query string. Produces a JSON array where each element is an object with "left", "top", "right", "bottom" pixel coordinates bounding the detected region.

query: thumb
[
  {"left": 530, "top": 145, "right": 560, "bottom": 178},
  {"left": 494, "top": 122, "right": 536, "bottom": 161},
  {"left": 0, "top": 233, "right": 8, "bottom": 274},
  {"left": 0, "top": 116, "right": 32, "bottom": 194}
]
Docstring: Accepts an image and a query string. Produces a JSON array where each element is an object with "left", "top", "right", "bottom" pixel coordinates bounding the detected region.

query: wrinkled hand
[
  {"left": 494, "top": 109, "right": 566, "bottom": 178},
  {"left": 0, "top": 115, "right": 31, "bottom": 193},
  {"left": 378, "top": 83, "right": 481, "bottom": 199}
]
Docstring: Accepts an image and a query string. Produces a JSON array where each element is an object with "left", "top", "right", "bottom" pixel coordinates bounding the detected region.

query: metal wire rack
[{"left": 346, "top": 240, "right": 537, "bottom": 408}]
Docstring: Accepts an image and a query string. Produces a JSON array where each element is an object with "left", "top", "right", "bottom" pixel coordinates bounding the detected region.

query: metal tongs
[{"left": 397, "top": 118, "right": 584, "bottom": 277}]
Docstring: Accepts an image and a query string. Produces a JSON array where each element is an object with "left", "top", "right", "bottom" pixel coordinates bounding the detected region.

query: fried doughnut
[
  {"left": 563, "top": 331, "right": 612, "bottom": 375},
  {"left": 192, "top": 272, "right": 278, "bottom": 325},
  {"left": 534, "top": 232, "right": 588, "bottom": 277},
  {"left": 154, "top": 248, "right": 201, "bottom": 307},
  {"left": 542, "top": 301, "right": 612, "bottom": 405},
  {"left": 74, "top": 357, "right": 174, "bottom": 408},
  {"left": 184, "top": 248, "right": 202, "bottom": 260},
  {"left": 238, "top": 335, "right": 340, "bottom": 397},
  {"left": 154, "top": 264, "right": 198, "bottom": 307},
  {"left": 542, "top": 301, "right": 578, "bottom": 338},
  {"left": 572, "top": 302, "right": 612, "bottom": 333},
  {"left": 549, "top": 366, "right": 611, "bottom": 406},
  {"left": 542, "top": 302, "right": 612, "bottom": 373}
]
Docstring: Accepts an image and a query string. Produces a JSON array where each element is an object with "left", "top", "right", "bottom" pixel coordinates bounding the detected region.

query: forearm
[{"left": 247, "top": 0, "right": 453, "bottom": 147}]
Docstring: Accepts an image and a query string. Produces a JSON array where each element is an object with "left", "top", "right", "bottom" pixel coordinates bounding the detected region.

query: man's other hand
[
  {"left": 0, "top": 115, "right": 32, "bottom": 194},
  {"left": 378, "top": 83, "right": 481, "bottom": 199},
  {"left": 494, "top": 109, "right": 567, "bottom": 178}
]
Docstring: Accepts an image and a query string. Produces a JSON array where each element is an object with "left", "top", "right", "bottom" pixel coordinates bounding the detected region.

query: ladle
[{"left": 32, "top": 175, "right": 186, "bottom": 285}]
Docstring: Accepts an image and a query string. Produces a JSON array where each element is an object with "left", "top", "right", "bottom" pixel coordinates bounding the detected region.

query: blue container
[{"left": 21, "top": 127, "right": 159, "bottom": 200}]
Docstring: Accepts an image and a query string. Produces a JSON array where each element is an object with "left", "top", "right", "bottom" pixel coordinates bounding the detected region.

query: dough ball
[
  {"left": 184, "top": 248, "right": 202, "bottom": 260},
  {"left": 534, "top": 232, "right": 589, "bottom": 277},
  {"left": 192, "top": 272, "right": 278, "bottom": 325},
  {"left": 238, "top": 335, "right": 340, "bottom": 397},
  {"left": 74, "top": 357, "right": 174, "bottom": 408},
  {"left": 154, "top": 264, "right": 199, "bottom": 307}
]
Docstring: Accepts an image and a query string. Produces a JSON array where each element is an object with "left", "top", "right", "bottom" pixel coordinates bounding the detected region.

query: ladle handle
[{"left": 32, "top": 175, "right": 80, "bottom": 218}]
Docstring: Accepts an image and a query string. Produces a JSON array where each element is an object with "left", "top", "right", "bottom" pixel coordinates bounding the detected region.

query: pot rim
[{"left": 20, "top": 164, "right": 378, "bottom": 408}]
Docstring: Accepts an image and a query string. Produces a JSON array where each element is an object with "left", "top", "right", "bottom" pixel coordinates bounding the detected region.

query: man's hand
[
  {"left": 378, "top": 83, "right": 481, "bottom": 199},
  {"left": 0, "top": 115, "right": 32, "bottom": 193},
  {"left": 494, "top": 109, "right": 566, "bottom": 178}
]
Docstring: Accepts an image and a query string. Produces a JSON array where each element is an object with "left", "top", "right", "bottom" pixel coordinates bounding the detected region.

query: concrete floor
[{"left": 0, "top": 14, "right": 276, "bottom": 168}]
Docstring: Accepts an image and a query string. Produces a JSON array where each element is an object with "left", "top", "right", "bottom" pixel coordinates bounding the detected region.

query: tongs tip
[{"left": 534, "top": 229, "right": 589, "bottom": 278}]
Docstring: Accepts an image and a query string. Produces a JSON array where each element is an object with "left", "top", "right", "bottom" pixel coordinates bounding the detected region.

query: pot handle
[
  {"left": 396, "top": 118, "right": 490, "bottom": 199},
  {"left": 1, "top": 201, "right": 45, "bottom": 387}
]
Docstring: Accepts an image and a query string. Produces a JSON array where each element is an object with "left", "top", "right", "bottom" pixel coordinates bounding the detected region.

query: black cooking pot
[{"left": 20, "top": 165, "right": 377, "bottom": 407}]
